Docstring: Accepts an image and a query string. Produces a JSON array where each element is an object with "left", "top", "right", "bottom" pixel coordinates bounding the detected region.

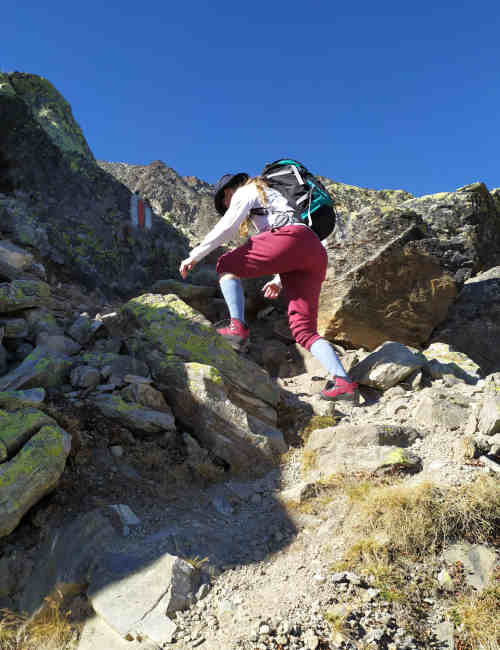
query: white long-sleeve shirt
[{"left": 189, "top": 182, "right": 298, "bottom": 264}]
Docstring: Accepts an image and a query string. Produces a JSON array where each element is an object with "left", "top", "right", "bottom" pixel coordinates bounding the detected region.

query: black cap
[{"left": 213, "top": 172, "right": 249, "bottom": 215}]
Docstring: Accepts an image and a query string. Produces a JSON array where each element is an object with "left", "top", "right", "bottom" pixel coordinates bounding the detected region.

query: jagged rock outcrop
[
  {"left": 0, "top": 72, "right": 189, "bottom": 297},
  {"left": 431, "top": 266, "right": 500, "bottom": 374},
  {"left": 403, "top": 182, "right": 500, "bottom": 282},
  {"left": 98, "top": 160, "right": 217, "bottom": 244}
]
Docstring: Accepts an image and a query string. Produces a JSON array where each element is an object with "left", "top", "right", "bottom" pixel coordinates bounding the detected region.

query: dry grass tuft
[
  {"left": 185, "top": 555, "right": 209, "bottom": 570},
  {"left": 343, "top": 475, "right": 500, "bottom": 561},
  {"left": 300, "top": 448, "right": 318, "bottom": 474},
  {"left": 328, "top": 475, "right": 500, "bottom": 646},
  {"left": 0, "top": 598, "right": 78, "bottom": 650},
  {"left": 299, "top": 415, "right": 339, "bottom": 442}
]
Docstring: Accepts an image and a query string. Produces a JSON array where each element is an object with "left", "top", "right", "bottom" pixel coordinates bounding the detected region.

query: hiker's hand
[
  {"left": 262, "top": 280, "right": 281, "bottom": 299},
  {"left": 179, "top": 257, "right": 196, "bottom": 279}
]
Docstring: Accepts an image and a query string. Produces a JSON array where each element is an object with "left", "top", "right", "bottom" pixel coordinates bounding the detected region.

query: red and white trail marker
[{"left": 130, "top": 194, "right": 152, "bottom": 230}]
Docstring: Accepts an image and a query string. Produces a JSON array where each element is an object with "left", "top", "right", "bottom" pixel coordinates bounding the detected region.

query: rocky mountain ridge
[{"left": 0, "top": 72, "right": 499, "bottom": 650}]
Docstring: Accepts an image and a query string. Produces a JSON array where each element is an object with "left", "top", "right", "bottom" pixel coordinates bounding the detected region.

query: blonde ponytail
[{"left": 238, "top": 177, "right": 268, "bottom": 238}]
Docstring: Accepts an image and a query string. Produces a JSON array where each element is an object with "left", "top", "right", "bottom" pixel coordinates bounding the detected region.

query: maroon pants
[{"left": 216, "top": 225, "right": 327, "bottom": 350}]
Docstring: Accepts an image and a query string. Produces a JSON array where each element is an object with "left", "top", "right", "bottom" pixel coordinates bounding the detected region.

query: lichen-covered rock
[
  {"left": 0, "top": 424, "right": 71, "bottom": 537},
  {"left": 24, "top": 308, "right": 61, "bottom": 343},
  {"left": 2, "top": 72, "right": 94, "bottom": 163},
  {"left": 422, "top": 342, "right": 482, "bottom": 384},
  {"left": 431, "top": 267, "right": 500, "bottom": 375},
  {"left": 319, "top": 228, "right": 457, "bottom": 349},
  {"left": 0, "top": 279, "right": 51, "bottom": 313},
  {"left": 0, "top": 408, "right": 56, "bottom": 458},
  {"left": 0, "top": 388, "right": 45, "bottom": 410},
  {"left": 151, "top": 278, "right": 218, "bottom": 319},
  {"left": 121, "top": 293, "right": 279, "bottom": 409},
  {"left": 0, "top": 344, "right": 73, "bottom": 391}
]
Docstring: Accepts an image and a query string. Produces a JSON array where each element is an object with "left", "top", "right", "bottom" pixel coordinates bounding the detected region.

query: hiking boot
[
  {"left": 321, "top": 376, "right": 359, "bottom": 403},
  {"left": 216, "top": 318, "right": 250, "bottom": 352}
]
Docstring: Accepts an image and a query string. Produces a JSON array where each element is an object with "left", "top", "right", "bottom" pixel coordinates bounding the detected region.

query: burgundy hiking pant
[{"left": 216, "top": 225, "right": 327, "bottom": 350}]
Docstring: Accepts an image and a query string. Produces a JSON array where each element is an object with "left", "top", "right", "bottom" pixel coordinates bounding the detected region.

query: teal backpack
[{"left": 261, "top": 158, "right": 336, "bottom": 240}]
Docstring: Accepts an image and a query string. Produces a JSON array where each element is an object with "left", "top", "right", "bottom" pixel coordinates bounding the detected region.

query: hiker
[{"left": 179, "top": 171, "right": 358, "bottom": 402}]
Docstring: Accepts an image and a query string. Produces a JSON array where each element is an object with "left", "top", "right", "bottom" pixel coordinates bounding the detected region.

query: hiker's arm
[{"left": 188, "top": 185, "right": 259, "bottom": 264}]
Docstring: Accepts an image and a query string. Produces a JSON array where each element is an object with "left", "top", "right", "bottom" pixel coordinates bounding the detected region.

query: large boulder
[
  {"left": 304, "top": 423, "right": 422, "bottom": 477},
  {"left": 318, "top": 225, "right": 457, "bottom": 349}
]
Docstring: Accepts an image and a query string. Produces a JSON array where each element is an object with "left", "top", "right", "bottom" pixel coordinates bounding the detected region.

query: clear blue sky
[{"left": 3, "top": 0, "right": 500, "bottom": 196}]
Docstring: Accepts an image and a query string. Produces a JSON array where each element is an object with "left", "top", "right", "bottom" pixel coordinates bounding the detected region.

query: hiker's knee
[
  {"left": 289, "top": 317, "right": 319, "bottom": 350},
  {"left": 218, "top": 272, "right": 240, "bottom": 283}
]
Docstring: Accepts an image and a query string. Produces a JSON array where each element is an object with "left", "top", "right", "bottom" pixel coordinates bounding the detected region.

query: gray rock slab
[
  {"left": 20, "top": 509, "right": 118, "bottom": 614},
  {"left": 431, "top": 266, "right": 500, "bottom": 375},
  {"left": 90, "top": 394, "right": 175, "bottom": 434},
  {"left": 120, "top": 382, "right": 170, "bottom": 412},
  {"left": 88, "top": 551, "right": 198, "bottom": 643},
  {"left": 78, "top": 614, "right": 162, "bottom": 650},
  {"left": 71, "top": 365, "right": 101, "bottom": 389}
]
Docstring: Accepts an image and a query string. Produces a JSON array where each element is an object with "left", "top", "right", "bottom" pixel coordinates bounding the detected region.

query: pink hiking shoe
[
  {"left": 321, "top": 376, "right": 359, "bottom": 404},
  {"left": 216, "top": 318, "right": 250, "bottom": 352}
]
